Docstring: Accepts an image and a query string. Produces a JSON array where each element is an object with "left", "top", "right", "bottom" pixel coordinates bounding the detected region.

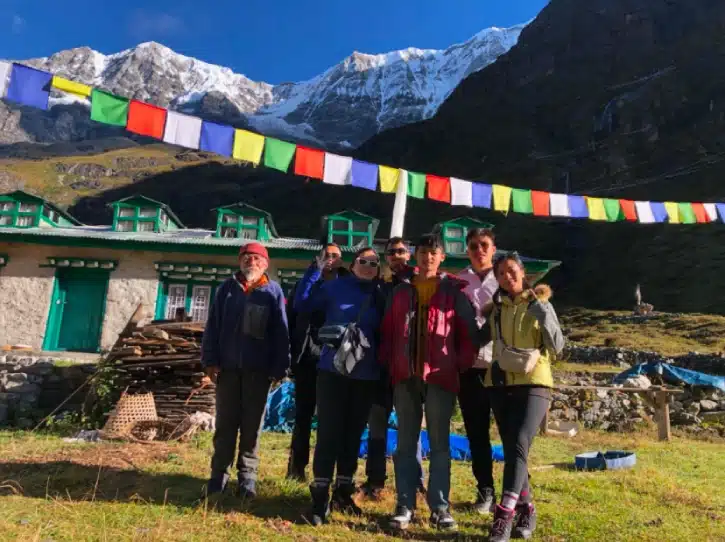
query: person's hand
[{"left": 204, "top": 366, "right": 220, "bottom": 381}]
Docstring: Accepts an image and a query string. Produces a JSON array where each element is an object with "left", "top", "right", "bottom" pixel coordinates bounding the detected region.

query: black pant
[
  {"left": 288, "top": 360, "right": 317, "bottom": 472},
  {"left": 312, "top": 370, "right": 375, "bottom": 487},
  {"left": 490, "top": 387, "right": 550, "bottom": 504},
  {"left": 211, "top": 368, "right": 271, "bottom": 483},
  {"left": 458, "top": 368, "right": 495, "bottom": 492}
]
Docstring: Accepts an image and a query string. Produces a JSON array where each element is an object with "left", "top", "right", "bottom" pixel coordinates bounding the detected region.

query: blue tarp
[
  {"left": 613, "top": 362, "right": 725, "bottom": 392},
  {"left": 263, "top": 381, "right": 504, "bottom": 462}
]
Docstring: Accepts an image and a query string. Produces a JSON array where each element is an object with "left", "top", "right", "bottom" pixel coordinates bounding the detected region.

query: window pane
[
  {"left": 137, "top": 221, "right": 155, "bottom": 232},
  {"left": 240, "top": 228, "right": 258, "bottom": 240},
  {"left": 16, "top": 216, "right": 34, "bottom": 227},
  {"left": 18, "top": 202, "right": 38, "bottom": 213},
  {"left": 351, "top": 220, "right": 368, "bottom": 233},
  {"left": 118, "top": 208, "right": 135, "bottom": 217},
  {"left": 0, "top": 216, "right": 12, "bottom": 225},
  {"left": 190, "top": 285, "right": 212, "bottom": 322},
  {"left": 139, "top": 207, "right": 156, "bottom": 217},
  {"left": 242, "top": 216, "right": 258, "bottom": 226},
  {"left": 160, "top": 212, "right": 168, "bottom": 225},
  {"left": 165, "top": 284, "right": 188, "bottom": 320},
  {"left": 331, "top": 219, "right": 349, "bottom": 232},
  {"left": 445, "top": 226, "right": 464, "bottom": 239},
  {"left": 446, "top": 241, "right": 465, "bottom": 254},
  {"left": 222, "top": 214, "right": 238, "bottom": 224},
  {"left": 0, "top": 202, "right": 15, "bottom": 212},
  {"left": 117, "top": 220, "right": 134, "bottom": 232},
  {"left": 332, "top": 234, "right": 349, "bottom": 246},
  {"left": 221, "top": 227, "right": 238, "bottom": 238}
]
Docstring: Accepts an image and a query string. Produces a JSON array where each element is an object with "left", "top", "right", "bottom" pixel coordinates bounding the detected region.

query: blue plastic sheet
[{"left": 613, "top": 362, "right": 725, "bottom": 392}]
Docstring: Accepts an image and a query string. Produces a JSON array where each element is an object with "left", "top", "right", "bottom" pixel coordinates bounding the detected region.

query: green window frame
[
  {"left": 215, "top": 210, "right": 268, "bottom": 240},
  {"left": 113, "top": 204, "right": 167, "bottom": 233},
  {"left": 442, "top": 225, "right": 467, "bottom": 255},
  {"left": 277, "top": 268, "right": 306, "bottom": 298},
  {"left": 327, "top": 217, "right": 372, "bottom": 247},
  {"left": 154, "top": 279, "right": 222, "bottom": 322},
  {"left": 0, "top": 198, "right": 42, "bottom": 228}
]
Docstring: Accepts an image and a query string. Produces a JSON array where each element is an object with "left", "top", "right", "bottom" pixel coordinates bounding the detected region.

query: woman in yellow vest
[{"left": 482, "top": 252, "right": 564, "bottom": 542}]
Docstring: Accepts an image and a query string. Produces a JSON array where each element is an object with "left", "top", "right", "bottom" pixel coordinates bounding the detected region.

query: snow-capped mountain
[{"left": 1, "top": 23, "right": 523, "bottom": 150}]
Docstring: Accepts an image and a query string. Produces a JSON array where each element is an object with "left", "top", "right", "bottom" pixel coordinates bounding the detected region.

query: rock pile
[{"left": 566, "top": 345, "right": 725, "bottom": 375}]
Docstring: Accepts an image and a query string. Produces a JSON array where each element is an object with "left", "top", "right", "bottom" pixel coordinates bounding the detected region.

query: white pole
[{"left": 389, "top": 168, "right": 408, "bottom": 238}]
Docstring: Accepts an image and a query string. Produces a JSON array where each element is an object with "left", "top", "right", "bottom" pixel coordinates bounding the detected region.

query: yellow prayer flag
[
  {"left": 492, "top": 184, "right": 512, "bottom": 213},
  {"left": 379, "top": 165, "right": 399, "bottom": 193},
  {"left": 586, "top": 197, "right": 607, "bottom": 221},
  {"left": 664, "top": 201, "right": 680, "bottom": 224},
  {"left": 232, "top": 129, "right": 265, "bottom": 165},
  {"left": 51, "top": 76, "right": 92, "bottom": 98}
]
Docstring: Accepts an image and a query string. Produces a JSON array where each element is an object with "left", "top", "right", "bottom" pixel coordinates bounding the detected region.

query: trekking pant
[
  {"left": 210, "top": 368, "right": 272, "bottom": 484},
  {"left": 458, "top": 368, "right": 495, "bottom": 492},
  {"left": 394, "top": 377, "right": 456, "bottom": 513},
  {"left": 288, "top": 360, "right": 318, "bottom": 473},
  {"left": 311, "top": 370, "right": 375, "bottom": 489},
  {"left": 490, "top": 387, "right": 550, "bottom": 504}
]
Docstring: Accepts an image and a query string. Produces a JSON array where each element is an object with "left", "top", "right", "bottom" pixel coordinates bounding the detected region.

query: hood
[{"left": 482, "top": 283, "right": 553, "bottom": 315}]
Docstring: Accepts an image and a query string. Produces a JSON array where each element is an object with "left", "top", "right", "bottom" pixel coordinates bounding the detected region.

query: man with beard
[{"left": 202, "top": 242, "right": 291, "bottom": 498}]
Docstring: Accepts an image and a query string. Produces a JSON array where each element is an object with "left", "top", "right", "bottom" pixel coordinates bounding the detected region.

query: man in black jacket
[{"left": 286, "top": 242, "right": 344, "bottom": 481}]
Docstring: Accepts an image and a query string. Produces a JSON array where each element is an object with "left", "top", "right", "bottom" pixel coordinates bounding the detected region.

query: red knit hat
[{"left": 239, "top": 242, "right": 269, "bottom": 261}]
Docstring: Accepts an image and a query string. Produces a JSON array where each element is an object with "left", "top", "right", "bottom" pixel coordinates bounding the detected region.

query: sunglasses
[
  {"left": 386, "top": 247, "right": 408, "bottom": 256},
  {"left": 356, "top": 258, "right": 379, "bottom": 268},
  {"left": 324, "top": 251, "right": 341, "bottom": 259},
  {"left": 468, "top": 241, "right": 492, "bottom": 251}
]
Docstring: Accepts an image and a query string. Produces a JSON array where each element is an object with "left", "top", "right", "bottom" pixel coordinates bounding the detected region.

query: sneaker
[
  {"left": 359, "top": 480, "right": 385, "bottom": 500},
  {"left": 236, "top": 479, "right": 257, "bottom": 500},
  {"left": 308, "top": 484, "right": 331, "bottom": 527},
  {"left": 474, "top": 487, "right": 496, "bottom": 515},
  {"left": 512, "top": 503, "right": 537, "bottom": 540},
  {"left": 489, "top": 505, "right": 516, "bottom": 542},
  {"left": 389, "top": 505, "right": 414, "bottom": 531},
  {"left": 205, "top": 473, "right": 229, "bottom": 496},
  {"left": 331, "top": 484, "right": 363, "bottom": 516},
  {"left": 430, "top": 509, "right": 457, "bottom": 531}
]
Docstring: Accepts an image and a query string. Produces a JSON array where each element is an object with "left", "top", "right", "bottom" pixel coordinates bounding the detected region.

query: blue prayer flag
[
  {"left": 650, "top": 202, "right": 668, "bottom": 223},
  {"left": 350, "top": 160, "right": 377, "bottom": 191},
  {"left": 472, "top": 183, "right": 492, "bottom": 208},
  {"left": 6, "top": 64, "right": 52, "bottom": 110},
  {"left": 199, "top": 121, "right": 234, "bottom": 157},
  {"left": 568, "top": 195, "right": 589, "bottom": 218}
]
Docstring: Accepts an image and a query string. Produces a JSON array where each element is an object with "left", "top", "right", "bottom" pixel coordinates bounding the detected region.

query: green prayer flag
[
  {"left": 603, "top": 199, "right": 625, "bottom": 222},
  {"left": 511, "top": 188, "right": 533, "bottom": 214},
  {"left": 678, "top": 202, "right": 696, "bottom": 224},
  {"left": 264, "top": 138, "right": 296, "bottom": 172},
  {"left": 90, "top": 89, "right": 129, "bottom": 127},
  {"left": 407, "top": 172, "right": 426, "bottom": 199}
]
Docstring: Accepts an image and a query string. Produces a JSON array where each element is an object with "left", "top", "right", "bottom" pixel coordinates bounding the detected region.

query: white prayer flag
[
  {"left": 549, "top": 193, "right": 570, "bottom": 217},
  {"left": 390, "top": 168, "right": 408, "bottom": 238},
  {"left": 635, "top": 201, "right": 655, "bottom": 224},
  {"left": 0, "top": 61, "right": 11, "bottom": 98},
  {"left": 163, "top": 111, "right": 202, "bottom": 149},
  {"left": 450, "top": 177, "right": 473, "bottom": 207},
  {"left": 704, "top": 203, "right": 718, "bottom": 222},
  {"left": 322, "top": 153, "right": 352, "bottom": 186}
]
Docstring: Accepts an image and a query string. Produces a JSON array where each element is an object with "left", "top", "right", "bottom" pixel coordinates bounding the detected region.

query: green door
[{"left": 44, "top": 268, "right": 109, "bottom": 352}]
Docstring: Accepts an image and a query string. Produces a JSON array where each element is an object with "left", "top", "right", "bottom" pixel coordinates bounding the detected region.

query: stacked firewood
[{"left": 106, "top": 322, "right": 215, "bottom": 424}]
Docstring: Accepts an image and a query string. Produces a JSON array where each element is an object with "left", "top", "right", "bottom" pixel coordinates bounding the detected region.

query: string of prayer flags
[
  {"left": 379, "top": 165, "right": 400, "bottom": 193},
  {"left": 586, "top": 197, "right": 607, "bottom": 221},
  {"left": 678, "top": 202, "right": 696, "bottom": 224},
  {"left": 232, "top": 129, "right": 265, "bottom": 165},
  {"left": 200, "top": 121, "right": 234, "bottom": 157},
  {"left": 163, "top": 111, "right": 202, "bottom": 149},
  {"left": 634, "top": 201, "right": 655, "bottom": 224},
  {"left": 619, "top": 200, "right": 637, "bottom": 221},
  {"left": 492, "top": 185, "right": 512, "bottom": 213},
  {"left": 427, "top": 175, "right": 451, "bottom": 203},
  {"left": 6, "top": 64, "right": 52, "bottom": 110},
  {"left": 0, "top": 61, "right": 11, "bottom": 98},
  {"left": 407, "top": 172, "right": 426, "bottom": 199},
  {"left": 650, "top": 202, "right": 668, "bottom": 223},
  {"left": 51, "top": 76, "right": 91, "bottom": 98},
  {"left": 126, "top": 100, "right": 167, "bottom": 139},
  {"left": 704, "top": 203, "right": 718, "bottom": 223},
  {"left": 531, "top": 191, "right": 550, "bottom": 216},
  {"left": 472, "top": 183, "right": 492, "bottom": 209},
  {"left": 691, "top": 203, "right": 709, "bottom": 223},
  {"left": 322, "top": 153, "right": 352, "bottom": 185},
  {"left": 294, "top": 146, "right": 325, "bottom": 179},
  {"left": 511, "top": 188, "right": 533, "bottom": 214},
  {"left": 350, "top": 160, "right": 377, "bottom": 190},
  {"left": 90, "top": 89, "right": 129, "bottom": 126},
  {"left": 450, "top": 177, "right": 473, "bottom": 207},
  {"left": 603, "top": 199, "right": 625, "bottom": 222},
  {"left": 264, "top": 137, "right": 296, "bottom": 172},
  {"left": 550, "top": 193, "right": 569, "bottom": 217}
]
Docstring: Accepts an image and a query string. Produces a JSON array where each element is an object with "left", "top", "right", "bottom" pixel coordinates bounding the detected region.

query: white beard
[{"left": 241, "top": 268, "right": 262, "bottom": 282}]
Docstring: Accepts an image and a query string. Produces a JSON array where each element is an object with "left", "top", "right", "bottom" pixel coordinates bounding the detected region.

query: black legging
[{"left": 490, "top": 387, "right": 550, "bottom": 503}]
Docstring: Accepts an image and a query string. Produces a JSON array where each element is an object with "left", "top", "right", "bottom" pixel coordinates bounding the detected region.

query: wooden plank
[{"left": 656, "top": 390, "right": 672, "bottom": 441}]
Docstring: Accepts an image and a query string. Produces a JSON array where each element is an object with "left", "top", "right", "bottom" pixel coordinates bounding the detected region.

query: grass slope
[{"left": 0, "top": 430, "right": 723, "bottom": 541}]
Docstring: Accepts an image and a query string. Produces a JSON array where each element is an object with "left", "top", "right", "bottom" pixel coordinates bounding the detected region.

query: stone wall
[
  {"left": 0, "top": 354, "right": 96, "bottom": 428},
  {"left": 566, "top": 345, "right": 725, "bottom": 375}
]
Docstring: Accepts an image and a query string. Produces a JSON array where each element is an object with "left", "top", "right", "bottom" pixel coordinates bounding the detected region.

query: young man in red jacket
[{"left": 380, "top": 234, "right": 478, "bottom": 532}]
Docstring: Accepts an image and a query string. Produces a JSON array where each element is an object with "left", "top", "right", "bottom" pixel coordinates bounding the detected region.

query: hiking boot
[
  {"left": 205, "top": 473, "right": 229, "bottom": 496},
  {"left": 359, "top": 480, "right": 385, "bottom": 500},
  {"left": 430, "top": 509, "right": 457, "bottom": 531},
  {"left": 236, "top": 479, "right": 257, "bottom": 500},
  {"left": 331, "top": 484, "right": 363, "bottom": 516},
  {"left": 489, "top": 505, "right": 516, "bottom": 542},
  {"left": 512, "top": 503, "right": 537, "bottom": 539},
  {"left": 389, "top": 505, "right": 414, "bottom": 531},
  {"left": 308, "top": 484, "right": 330, "bottom": 527},
  {"left": 474, "top": 487, "right": 496, "bottom": 515}
]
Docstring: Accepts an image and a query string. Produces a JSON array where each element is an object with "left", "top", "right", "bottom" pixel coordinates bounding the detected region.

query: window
[
  {"left": 113, "top": 203, "right": 171, "bottom": 232},
  {"left": 16, "top": 216, "right": 34, "bottom": 227},
  {"left": 43, "top": 207, "right": 59, "bottom": 222},
  {"left": 240, "top": 228, "right": 258, "bottom": 240},
  {"left": 190, "top": 285, "right": 212, "bottom": 321},
  {"left": 160, "top": 212, "right": 169, "bottom": 226},
  {"left": 18, "top": 202, "right": 38, "bottom": 213},
  {"left": 442, "top": 224, "right": 468, "bottom": 255},
  {"left": 0, "top": 216, "right": 11, "bottom": 225},
  {"left": 159, "top": 281, "right": 217, "bottom": 322},
  {"left": 242, "top": 217, "right": 258, "bottom": 226},
  {"left": 137, "top": 221, "right": 156, "bottom": 232},
  {"left": 0, "top": 202, "right": 15, "bottom": 212},
  {"left": 215, "top": 211, "right": 267, "bottom": 240},
  {"left": 0, "top": 199, "right": 40, "bottom": 227},
  {"left": 139, "top": 207, "right": 157, "bottom": 217},
  {"left": 117, "top": 220, "right": 134, "bottom": 232},
  {"left": 278, "top": 269, "right": 306, "bottom": 298},
  {"left": 164, "top": 284, "right": 188, "bottom": 320},
  {"left": 118, "top": 208, "right": 134, "bottom": 217},
  {"left": 221, "top": 227, "right": 237, "bottom": 238},
  {"left": 327, "top": 215, "right": 372, "bottom": 247}
]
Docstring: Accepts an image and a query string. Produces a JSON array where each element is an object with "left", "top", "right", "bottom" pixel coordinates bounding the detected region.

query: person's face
[
  {"left": 239, "top": 253, "right": 269, "bottom": 282},
  {"left": 352, "top": 249, "right": 380, "bottom": 281},
  {"left": 385, "top": 242, "right": 410, "bottom": 271},
  {"left": 415, "top": 246, "right": 444, "bottom": 275},
  {"left": 467, "top": 234, "right": 495, "bottom": 271},
  {"left": 495, "top": 258, "right": 525, "bottom": 295},
  {"left": 321, "top": 244, "right": 342, "bottom": 270}
]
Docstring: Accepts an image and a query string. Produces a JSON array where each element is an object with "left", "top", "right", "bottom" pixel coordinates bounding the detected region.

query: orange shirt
[{"left": 413, "top": 275, "right": 439, "bottom": 375}]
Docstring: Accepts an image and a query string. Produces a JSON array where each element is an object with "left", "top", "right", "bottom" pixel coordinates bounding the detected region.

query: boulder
[{"left": 699, "top": 399, "right": 719, "bottom": 412}]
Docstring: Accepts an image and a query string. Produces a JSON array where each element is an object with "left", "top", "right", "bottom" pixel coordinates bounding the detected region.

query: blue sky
[{"left": 2, "top": 0, "right": 549, "bottom": 84}]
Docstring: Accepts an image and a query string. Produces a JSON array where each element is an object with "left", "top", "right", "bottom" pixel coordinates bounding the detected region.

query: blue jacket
[
  {"left": 294, "top": 264, "right": 383, "bottom": 381},
  {"left": 201, "top": 274, "right": 290, "bottom": 379}
]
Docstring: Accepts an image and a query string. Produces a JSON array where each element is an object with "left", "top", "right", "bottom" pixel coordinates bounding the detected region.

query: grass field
[{"left": 0, "top": 429, "right": 723, "bottom": 541}]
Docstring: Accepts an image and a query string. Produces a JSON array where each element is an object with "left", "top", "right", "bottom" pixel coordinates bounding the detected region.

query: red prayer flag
[
  {"left": 692, "top": 203, "right": 709, "bottom": 223},
  {"left": 294, "top": 146, "right": 324, "bottom": 179},
  {"left": 619, "top": 199, "right": 637, "bottom": 221},
  {"left": 427, "top": 175, "right": 451, "bottom": 203},
  {"left": 531, "top": 191, "right": 550, "bottom": 216},
  {"left": 126, "top": 100, "right": 167, "bottom": 139}
]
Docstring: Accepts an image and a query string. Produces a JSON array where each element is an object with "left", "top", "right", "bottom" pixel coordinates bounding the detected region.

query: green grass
[{"left": 0, "top": 430, "right": 723, "bottom": 541}]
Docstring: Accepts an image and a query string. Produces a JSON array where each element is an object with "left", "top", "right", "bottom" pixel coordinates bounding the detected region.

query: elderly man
[{"left": 202, "top": 242, "right": 290, "bottom": 498}]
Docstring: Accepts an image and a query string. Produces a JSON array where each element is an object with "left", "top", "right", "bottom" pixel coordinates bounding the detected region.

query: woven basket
[
  {"left": 102, "top": 392, "right": 158, "bottom": 438},
  {"left": 126, "top": 417, "right": 202, "bottom": 443}
]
